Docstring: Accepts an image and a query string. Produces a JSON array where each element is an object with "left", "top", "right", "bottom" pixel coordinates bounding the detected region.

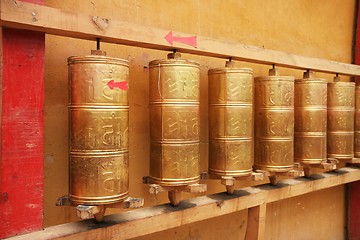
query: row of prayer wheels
[
  {"left": 65, "top": 51, "right": 359, "bottom": 214},
  {"left": 148, "top": 53, "right": 360, "bottom": 187}
]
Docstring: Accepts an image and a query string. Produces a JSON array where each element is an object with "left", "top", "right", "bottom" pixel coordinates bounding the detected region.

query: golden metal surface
[
  {"left": 68, "top": 55, "right": 129, "bottom": 205},
  {"left": 327, "top": 81, "right": 355, "bottom": 160},
  {"left": 208, "top": 65, "right": 253, "bottom": 177},
  {"left": 254, "top": 73, "right": 295, "bottom": 172},
  {"left": 356, "top": 85, "right": 360, "bottom": 158},
  {"left": 149, "top": 55, "right": 200, "bottom": 186},
  {"left": 294, "top": 75, "right": 327, "bottom": 164}
]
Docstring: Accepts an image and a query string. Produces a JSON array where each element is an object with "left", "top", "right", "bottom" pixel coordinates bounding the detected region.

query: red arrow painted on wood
[
  {"left": 107, "top": 80, "right": 128, "bottom": 90},
  {"left": 165, "top": 31, "right": 197, "bottom": 48}
]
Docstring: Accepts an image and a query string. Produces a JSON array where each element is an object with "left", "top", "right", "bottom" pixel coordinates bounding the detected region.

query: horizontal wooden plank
[
  {"left": 7, "top": 167, "right": 360, "bottom": 240},
  {"left": 1, "top": 0, "right": 360, "bottom": 76}
]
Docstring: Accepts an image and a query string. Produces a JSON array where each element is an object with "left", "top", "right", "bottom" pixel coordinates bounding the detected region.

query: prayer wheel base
[
  {"left": 300, "top": 158, "right": 338, "bottom": 177},
  {"left": 146, "top": 176, "right": 201, "bottom": 187},
  {"left": 331, "top": 158, "right": 360, "bottom": 172},
  {"left": 200, "top": 172, "right": 265, "bottom": 194},
  {"left": 254, "top": 165, "right": 294, "bottom": 173},
  {"left": 295, "top": 159, "right": 326, "bottom": 165},
  {"left": 56, "top": 195, "right": 144, "bottom": 222},
  {"left": 338, "top": 158, "right": 360, "bottom": 167},
  {"left": 327, "top": 154, "right": 355, "bottom": 161},
  {"left": 69, "top": 193, "right": 129, "bottom": 206},
  {"left": 143, "top": 176, "right": 207, "bottom": 206},
  {"left": 331, "top": 156, "right": 360, "bottom": 172},
  {"left": 208, "top": 169, "right": 253, "bottom": 178},
  {"left": 255, "top": 163, "right": 304, "bottom": 185},
  {"left": 347, "top": 158, "right": 360, "bottom": 164}
]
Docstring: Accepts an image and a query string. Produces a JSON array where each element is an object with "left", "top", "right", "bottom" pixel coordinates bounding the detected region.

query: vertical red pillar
[
  {"left": 349, "top": 2, "right": 360, "bottom": 239},
  {"left": 0, "top": 1, "right": 45, "bottom": 238}
]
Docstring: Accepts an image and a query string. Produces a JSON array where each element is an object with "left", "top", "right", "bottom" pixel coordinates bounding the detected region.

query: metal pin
[{"left": 96, "top": 38, "right": 101, "bottom": 50}]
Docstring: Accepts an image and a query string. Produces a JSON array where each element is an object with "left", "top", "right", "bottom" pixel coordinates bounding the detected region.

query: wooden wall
[{"left": 43, "top": 0, "right": 355, "bottom": 239}]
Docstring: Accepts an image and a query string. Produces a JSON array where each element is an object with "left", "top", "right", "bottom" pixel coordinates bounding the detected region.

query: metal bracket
[
  {"left": 56, "top": 195, "right": 71, "bottom": 206},
  {"left": 123, "top": 197, "right": 144, "bottom": 209},
  {"left": 76, "top": 205, "right": 106, "bottom": 222}
]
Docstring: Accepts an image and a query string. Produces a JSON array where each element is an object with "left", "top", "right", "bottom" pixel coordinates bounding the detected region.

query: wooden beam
[
  {"left": 7, "top": 167, "right": 360, "bottom": 240},
  {"left": 0, "top": 0, "right": 360, "bottom": 76}
]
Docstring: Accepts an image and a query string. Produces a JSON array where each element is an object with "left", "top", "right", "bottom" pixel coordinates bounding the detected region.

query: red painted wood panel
[
  {"left": 0, "top": 15, "right": 45, "bottom": 239},
  {"left": 349, "top": 2, "right": 360, "bottom": 240},
  {"left": 349, "top": 181, "right": 360, "bottom": 239}
]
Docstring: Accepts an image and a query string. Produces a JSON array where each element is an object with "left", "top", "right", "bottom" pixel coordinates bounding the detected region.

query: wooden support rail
[
  {"left": 7, "top": 167, "right": 360, "bottom": 240},
  {"left": 1, "top": 0, "right": 360, "bottom": 76}
]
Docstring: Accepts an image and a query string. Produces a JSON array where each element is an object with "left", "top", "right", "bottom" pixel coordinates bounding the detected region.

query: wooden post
[
  {"left": 0, "top": 0, "right": 45, "bottom": 238},
  {"left": 245, "top": 204, "right": 267, "bottom": 240}
]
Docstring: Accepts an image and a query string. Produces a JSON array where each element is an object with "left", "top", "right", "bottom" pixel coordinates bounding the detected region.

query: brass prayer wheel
[
  {"left": 68, "top": 54, "right": 129, "bottom": 205},
  {"left": 355, "top": 85, "right": 360, "bottom": 158},
  {"left": 294, "top": 71, "right": 327, "bottom": 164},
  {"left": 254, "top": 69, "right": 295, "bottom": 172},
  {"left": 149, "top": 53, "right": 200, "bottom": 186},
  {"left": 208, "top": 61, "right": 253, "bottom": 177},
  {"left": 327, "top": 79, "right": 355, "bottom": 160}
]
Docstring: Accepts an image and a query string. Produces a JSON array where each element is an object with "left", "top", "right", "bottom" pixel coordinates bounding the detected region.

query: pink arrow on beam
[
  {"left": 165, "top": 31, "right": 197, "bottom": 48},
  {"left": 107, "top": 80, "right": 128, "bottom": 90}
]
